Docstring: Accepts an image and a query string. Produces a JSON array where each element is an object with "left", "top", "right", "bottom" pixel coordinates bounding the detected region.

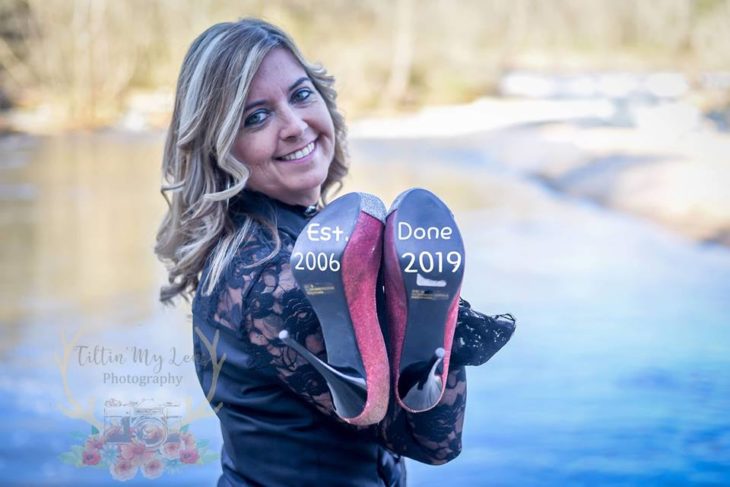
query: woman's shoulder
[
  {"left": 222, "top": 220, "right": 289, "bottom": 288},
  {"left": 235, "top": 220, "right": 282, "bottom": 266},
  {"left": 193, "top": 221, "right": 293, "bottom": 335},
  {"left": 195, "top": 220, "right": 282, "bottom": 296}
]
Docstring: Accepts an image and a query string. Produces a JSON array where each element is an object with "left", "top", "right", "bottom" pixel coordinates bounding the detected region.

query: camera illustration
[{"left": 103, "top": 398, "right": 183, "bottom": 449}]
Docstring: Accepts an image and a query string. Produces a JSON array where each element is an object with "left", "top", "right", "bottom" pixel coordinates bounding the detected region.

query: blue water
[
  {"left": 1, "top": 133, "right": 729, "bottom": 485},
  {"left": 406, "top": 197, "right": 730, "bottom": 486}
]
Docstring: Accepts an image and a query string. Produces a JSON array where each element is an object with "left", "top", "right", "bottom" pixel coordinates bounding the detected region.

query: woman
[{"left": 155, "top": 18, "right": 514, "bottom": 487}]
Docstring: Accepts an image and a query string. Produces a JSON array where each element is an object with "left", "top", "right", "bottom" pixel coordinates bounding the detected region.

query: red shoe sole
[
  {"left": 384, "top": 188, "right": 465, "bottom": 413},
  {"left": 291, "top": 193, "right": 389, "bottom": 425}
]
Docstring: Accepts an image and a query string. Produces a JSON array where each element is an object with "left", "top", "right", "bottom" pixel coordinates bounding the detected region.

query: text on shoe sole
[
  {"left": 293, "top": 252, "right": 342, "bottom": 272},
  {"left": 398, "top": 222, "right": 453, "bottom": 240},
  {"left": 401, "top": 251, "right": 462, "bottom": 273},
  {"left": 306, "top": 224, "right": 346, "bottom": 242}
]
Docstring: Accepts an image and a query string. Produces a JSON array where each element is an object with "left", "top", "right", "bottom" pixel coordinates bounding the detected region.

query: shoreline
[{"left": 2, "top": 94, "right": 728, "bottom": 249}]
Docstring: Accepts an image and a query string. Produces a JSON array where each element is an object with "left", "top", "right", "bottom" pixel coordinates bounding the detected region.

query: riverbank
[
  {"left": 2, "top": 78, "right": 729, "bottom": 248},
  {"left": 350, "top": 95, "right": 730, "bottom": 248}
]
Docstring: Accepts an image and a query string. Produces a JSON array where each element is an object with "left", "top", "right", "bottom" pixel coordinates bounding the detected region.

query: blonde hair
[{"left": 155, "top": 18, "right": 348, "bottom": 305}]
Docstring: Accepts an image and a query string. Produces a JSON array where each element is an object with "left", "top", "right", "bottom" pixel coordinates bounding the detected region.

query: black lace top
[{"left": 191, "top": 191, "right": 515, "bottom": 487}]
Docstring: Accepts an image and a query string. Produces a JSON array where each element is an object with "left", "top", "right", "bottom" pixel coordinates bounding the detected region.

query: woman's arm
[
  {"left": 244, "top": 267, "right": 512, "bottom": 462},
  {"left": 234, "top": 255, "right": 467, "bottom": 465},
  {"left": 373, "top": 298, "right": 515, "bottom": 464},
  {"left": 215, "top": 236, "right": 511, "bottom": 463},
  {"left": 450, "top": 298, "right": 516, "bottom": 367},
  {"left": 234, "top": 257, "right": 345, "bottom": 419},
  {"left": 375, "top": 366, "right": 467, "bottom": 465}
]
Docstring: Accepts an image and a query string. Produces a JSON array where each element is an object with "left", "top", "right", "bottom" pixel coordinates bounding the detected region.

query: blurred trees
[{"left": 0, "top": 0, "right": 729, "bottom": 128}]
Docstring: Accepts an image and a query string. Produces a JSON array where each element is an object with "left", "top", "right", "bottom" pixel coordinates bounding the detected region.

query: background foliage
[{"left": 0, "top": 0, "right": 729, "bottom": 127}]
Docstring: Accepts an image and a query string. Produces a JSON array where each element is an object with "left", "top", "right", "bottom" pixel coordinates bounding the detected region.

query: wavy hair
[{"left": 155, "top": 18, "right": 349, "bottom": 305}]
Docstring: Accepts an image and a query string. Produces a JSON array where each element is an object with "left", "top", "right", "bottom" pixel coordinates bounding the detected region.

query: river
[{"left": 0, "top": 122, "right": 728, "bottom": 485}]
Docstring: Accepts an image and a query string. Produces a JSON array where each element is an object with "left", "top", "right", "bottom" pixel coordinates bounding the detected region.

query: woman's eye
[
  {"left": 243, "top": 110, "right": 268, "bottom": 127},
  {"left": 292, "top": 88, "right": 313, "bottom": 103}
]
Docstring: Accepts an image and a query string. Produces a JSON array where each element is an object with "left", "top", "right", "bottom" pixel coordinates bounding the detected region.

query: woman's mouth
[{"left": 276, "top": 140, "right": 316, "bottom": 162}]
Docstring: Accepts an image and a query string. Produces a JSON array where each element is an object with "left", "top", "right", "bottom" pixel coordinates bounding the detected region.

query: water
[
  {"left": 1, "top": 130, "right": 728, "bottom": 486},
  {"left": 407, "top": 197, "right": 730, "bottom": 486}
]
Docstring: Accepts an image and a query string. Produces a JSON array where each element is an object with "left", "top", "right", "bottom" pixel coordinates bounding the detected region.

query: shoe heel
[
  {"left": 278, "top": 330, "right": 367, "bottom": 415},
  {"left": 398, "top": 347, "right": 446, "bottom": 411},
  {"left": 287, "top": 192, "right": 390, "bottom": 425},
  {"left": 384, "top": 188, "right": 465, "bottom": 413}
]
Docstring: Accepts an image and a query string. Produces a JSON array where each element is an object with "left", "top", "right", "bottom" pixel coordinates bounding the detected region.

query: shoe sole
[
  {"left": 290, "top": 192, "right": 389, "bottom": 425},
  {"left": 384, "top": 188, "right": 465, "bottom": 412}
]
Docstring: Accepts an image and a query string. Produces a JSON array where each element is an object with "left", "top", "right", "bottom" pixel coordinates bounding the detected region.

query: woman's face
[{"left": 233, "top": 48, "right": 336, "bottom": 206}]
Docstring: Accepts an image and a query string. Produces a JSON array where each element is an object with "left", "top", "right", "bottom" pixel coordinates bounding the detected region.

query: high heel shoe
[
  {"left": 383, "top": 188, "right": 465, "bottom": 413},
  {"left": 281, "top": 192, "right": 390, "bottom": 425}
]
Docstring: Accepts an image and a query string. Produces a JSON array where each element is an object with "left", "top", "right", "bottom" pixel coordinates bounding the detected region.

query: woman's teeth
[{"left": 279, "top": 141, "right": 315, "bottom": 161}]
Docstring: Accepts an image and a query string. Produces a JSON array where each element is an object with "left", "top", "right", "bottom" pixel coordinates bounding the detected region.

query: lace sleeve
[
  {"left": 245, "top": 251, "right": 468, "bottom": 464},
  {"left": 450, "top": 298, "right": 516, "bottom": 367},
  {"left": 375, "top": 298, "right": 515, "bottom": 464},
  {"left": 211, "top": 231, "right": 346, "bottom": 421},
  {"left": 212, "top": 229, "right": 476, "bottom": 463},
  {"left": 245, "top": 258, "right": 349, "bottom": 418},
  {"left": 376, "top": 365, "right": 467, "bottom": 465}
]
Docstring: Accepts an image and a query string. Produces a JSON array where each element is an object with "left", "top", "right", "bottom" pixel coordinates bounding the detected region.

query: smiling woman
[
  {"left": 153, "top": 18, "right": 510, "bottom": 487},
  {"left": 233, "top": 48, "right": 336, "bottom": 206},
  {"left": 155, "top": 19, "right": 348, "bottom": 304}
]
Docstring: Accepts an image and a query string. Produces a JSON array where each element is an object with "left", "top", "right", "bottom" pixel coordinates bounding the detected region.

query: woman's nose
[{"left": 279, "top": 107, "right": 307, "bottom": 140}]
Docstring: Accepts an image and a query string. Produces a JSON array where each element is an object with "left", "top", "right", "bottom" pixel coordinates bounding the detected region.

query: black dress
[{"left": 191, "top": 191, "right": 515, "bottom": 487}]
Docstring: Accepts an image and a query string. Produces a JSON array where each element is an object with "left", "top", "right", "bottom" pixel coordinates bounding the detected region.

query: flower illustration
[
  {"left": 179, "top": 447, "right": 200, "bottom": 464},
  {"left": 162, "top": 441, "right": 181, "bottom": 460},
  {"left": 63, "top": 419, "right": 218, "bottom": 479},
  {"left": 110, "top": 458, "right": 138, "bottom": 481},
  {"left": 141, "top": 456, "right": 164, "bottom": 479},
  {"left": 82, "top": 448, "right": 101, "bottom": 466},
  {"left": 179, "top": 431, "right": 196, "bottom": 449},
  {"left": 100, "top": 443, "right": 119, "bottom": 464},
  {"left": 85, "top": 434, "right": 105, "bottom": 450},
  {"left": 120, "top": 440, "right": 153, "bottom": 466}
]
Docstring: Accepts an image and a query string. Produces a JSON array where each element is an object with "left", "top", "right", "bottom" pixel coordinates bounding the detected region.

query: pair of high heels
[{"left": 279, "top": 189, "right": 465, "bottom": 425}]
